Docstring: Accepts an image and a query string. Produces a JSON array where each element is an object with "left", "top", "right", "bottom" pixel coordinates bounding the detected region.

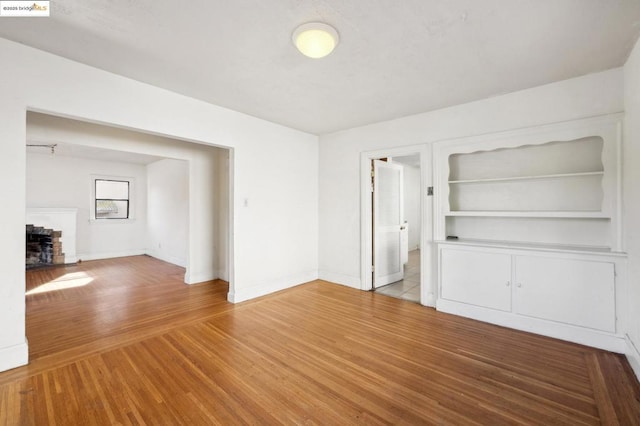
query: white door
[{"left": 373, "top": 160, "right": 404, "bottom": 288}]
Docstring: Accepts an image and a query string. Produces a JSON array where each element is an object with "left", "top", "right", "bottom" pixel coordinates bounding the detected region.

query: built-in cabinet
[
  {"left": 440, "top": 248, "right": 511, "bottom": 312},
  {"left": 434, "top": 114, "right": 627, "bottom": 352},
  {"left": 513, "top": 254, "right": 615, "bottom": 333},
  {"left": 440, "top": 244, "right": 619, "bottom": 327}
]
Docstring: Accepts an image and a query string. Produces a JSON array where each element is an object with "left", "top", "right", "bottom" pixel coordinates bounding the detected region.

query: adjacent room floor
[
  {"left": 375, "top": 249, "right": 420, "bottom": 303},
  {"left": 1, "top": 255, "right": 639, "bottom": 424}
]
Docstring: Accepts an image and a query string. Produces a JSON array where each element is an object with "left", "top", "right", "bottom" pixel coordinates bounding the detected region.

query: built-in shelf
[
  {"left": 436, "top": 238, "right": 623, "bottom": 255},
  {"left": 434, "top": 114, "right": 623, "bottom": 251},
  {"left": 448, "top": 171, "right": 604, "bottom": 185},
  {"left": 445, "top": 211, "right": 610, "bottom": 218}
]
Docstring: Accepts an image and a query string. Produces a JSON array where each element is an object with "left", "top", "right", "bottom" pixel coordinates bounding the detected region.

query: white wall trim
[
  {"left": 77, "top": 249, "right": 147, "bottom": 262},
  {"left": 318, "top": 270, "right": 361, "bottom": 289},
  {"left": 0, "top": 340, "right": 28, "bottom": 373},
  {"left": 186, "top": 271, "right": 219, "bottom": 284},
  {"left": 437, "top": 299, "right": 626, "bottom": 353},
  {"left": 228, "top": 270, "right": 318, "bottom": 303},
  {"left": 226, "top": 148, "right": 235, "bottom": 302},
  {"left": 421, "top": 241, "right": 438, "bottom": 307},
  {"left": 626, "top": 335, "right": 640, "bottom": 381},
  {"left": 145, "top": 250, "right": 186, "bottom": 268}
]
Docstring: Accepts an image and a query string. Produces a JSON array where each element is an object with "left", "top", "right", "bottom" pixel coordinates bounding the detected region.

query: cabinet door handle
[
  {"left": 517, "top": 283, "right": 522, "bottom": 288},
  {"left": 506, "top": 281, "right": 511, "bottom": 287}
]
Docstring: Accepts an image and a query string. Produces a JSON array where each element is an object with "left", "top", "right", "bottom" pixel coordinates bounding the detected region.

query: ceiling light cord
[{"left": 27, "top": 143, "right": 57, "bottom": 154}]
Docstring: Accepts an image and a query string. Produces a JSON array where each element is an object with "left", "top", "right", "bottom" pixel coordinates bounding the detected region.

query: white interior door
[{"left": 373, "top": 160, "right": 404, "bottom": 288}]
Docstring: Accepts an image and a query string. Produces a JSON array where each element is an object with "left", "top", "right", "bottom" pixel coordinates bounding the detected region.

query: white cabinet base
[
  {"left": 437, "top": 241, "right": 627, "bottom": 353},
  {"left": 441, "top": 249, "right": 511, "bottom": 311},
  {"left": 514, "top": 256, "right": 615, "bottom": 332},
  {"left": 436, "top": 298, "right": 626, "bottom": 353},
  {"left": 626, "top": 336, "right": 640, "bottom": 381}
]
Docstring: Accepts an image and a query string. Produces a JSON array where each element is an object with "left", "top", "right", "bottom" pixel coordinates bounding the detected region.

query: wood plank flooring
[{"left": 1, "top": 255, "right": 639, "bottom": 424}]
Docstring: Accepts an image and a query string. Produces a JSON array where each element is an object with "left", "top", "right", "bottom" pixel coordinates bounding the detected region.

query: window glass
[{"left": 95, "top": 179, "right": 129, "bottom": 219}]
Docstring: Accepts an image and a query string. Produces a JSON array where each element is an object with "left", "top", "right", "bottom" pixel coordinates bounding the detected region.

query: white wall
[
  {"left": 318, "top": 68, "right": 624, "bottom": 304},
  {"left": 624, "top": 37, "right": 640, "bottom": 379},
  {"left": 147, "top": 159, "right": 189, "bottom": 268},
  {"left": 27, "top": 152, "right": 148, "bottom": 260},
  {"left": 402, "top": 164, "right": 421, "bottom": 251},
  {"left": 0, "top": 38, "right": 318, "bottom": 372}
]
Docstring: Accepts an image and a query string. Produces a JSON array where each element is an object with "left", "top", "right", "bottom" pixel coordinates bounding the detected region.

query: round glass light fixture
[{"left": 292, "top": 22, "right": 339, "bottom": 59}]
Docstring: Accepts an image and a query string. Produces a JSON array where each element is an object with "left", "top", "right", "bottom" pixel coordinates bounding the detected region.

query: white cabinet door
[
  {"left": 441, "top": 249, "right": 512, "bottom": 311},
  {"left": 514, "top": 256, "right": 615, "bottom": 332}
]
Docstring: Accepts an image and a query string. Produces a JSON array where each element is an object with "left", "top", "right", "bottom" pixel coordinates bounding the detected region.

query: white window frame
[{"left": 90, "top": 175, "right": 136, "bottom": 222}]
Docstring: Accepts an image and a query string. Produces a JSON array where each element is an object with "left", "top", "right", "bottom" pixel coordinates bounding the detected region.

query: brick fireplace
[
  {"left": 25, "top": 225, "right": 65, "bottom": 269},
  {"left": 26, "top": 208, "right": 78, "bottom": 265}
]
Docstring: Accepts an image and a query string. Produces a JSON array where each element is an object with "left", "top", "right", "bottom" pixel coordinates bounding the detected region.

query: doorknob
[{"left": 400, "top": 226, "right": 406, "bottom": 230}]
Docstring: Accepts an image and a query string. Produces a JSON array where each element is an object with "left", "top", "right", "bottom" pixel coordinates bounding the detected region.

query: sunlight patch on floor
[{"left": 27, "top": 272, "right": 94, "bottom": 295}]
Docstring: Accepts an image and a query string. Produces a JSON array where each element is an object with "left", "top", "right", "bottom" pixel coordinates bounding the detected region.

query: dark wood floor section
[{"left": 1, "top": 255, "right": 639, "bottom": 424}]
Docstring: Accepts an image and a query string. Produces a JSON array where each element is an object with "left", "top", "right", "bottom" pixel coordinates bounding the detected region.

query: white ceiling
[{"left": 2, "top": 1, "right": 640, "bottom": 135}]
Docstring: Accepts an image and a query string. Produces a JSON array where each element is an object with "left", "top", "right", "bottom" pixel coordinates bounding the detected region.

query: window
[{"left": 95, "top": 179, "right": 130, "bottom": 219}]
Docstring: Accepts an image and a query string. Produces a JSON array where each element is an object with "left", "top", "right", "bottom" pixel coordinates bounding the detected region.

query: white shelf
[
  {"left": 448, "top": 171, "right": 603, "bottom": 184},
  {"left": 445, "top": 211, "right": 610, "bottom": 218},
  {"left": 436, "top": 239, "right": 626, "bottom": 257},
  {"left": 434, "top": 115, "right": 623, "bottom": 255}
]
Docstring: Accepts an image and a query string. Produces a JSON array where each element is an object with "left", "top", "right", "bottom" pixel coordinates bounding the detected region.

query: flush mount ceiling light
[{"left": 292, "top": 22, "right": 339, "bottom": 58}]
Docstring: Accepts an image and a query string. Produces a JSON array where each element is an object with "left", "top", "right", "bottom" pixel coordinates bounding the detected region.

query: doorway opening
[
  {"left": 24, "top": 111, "right": 233, "bottom": 361},
  {"left": 360, "top": 146, "right": 434, "bottom": 306},
  {"left": 25, "top": 111, "right": 231, "bottom": 288},
  {"left": 373, "top": 155, "right": 421, "bottom": 303}
]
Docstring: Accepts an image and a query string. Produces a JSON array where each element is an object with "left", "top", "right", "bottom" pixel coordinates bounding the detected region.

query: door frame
[{"left": 360, "top": 144, "right": 434, "bottom": 306}]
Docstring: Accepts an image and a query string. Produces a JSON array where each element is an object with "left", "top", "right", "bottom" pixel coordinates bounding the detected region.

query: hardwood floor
[{"left": 1, "top": 255, "right": 639, "bottom": 424}]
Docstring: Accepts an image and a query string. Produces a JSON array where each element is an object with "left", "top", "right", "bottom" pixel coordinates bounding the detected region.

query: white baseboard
[
  {"left": 145, "top": 250, "right": 186, "bottom": 268},
  {"left": 422, "top": 288, "right": 436, "bottom": 307},
  {"left": 436, "top": 299, "right": 626, "bottom": 353},
  {"left": 65, "top": 256, "right": 79, "bottom": 264},
  {"left": 0, "top": 339, "right": 28, "bottom": 373},
  {"left": 318, "top": 270, "right": 361, "bottom": 289},
  {"left": 217, "top": 270, "right": 229, "bottom": 282},
  {"left": 626, "top": 335, "right": 640, "bottom": 382},
  {"left": 77, "top": 249, "right": 146, "bottom": 262},
  {"left": 186, "top": 271, "right": 218, "bottom": 285},
  {"left": 228, "top": 270, "right": 318, "bottom": 303}
]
